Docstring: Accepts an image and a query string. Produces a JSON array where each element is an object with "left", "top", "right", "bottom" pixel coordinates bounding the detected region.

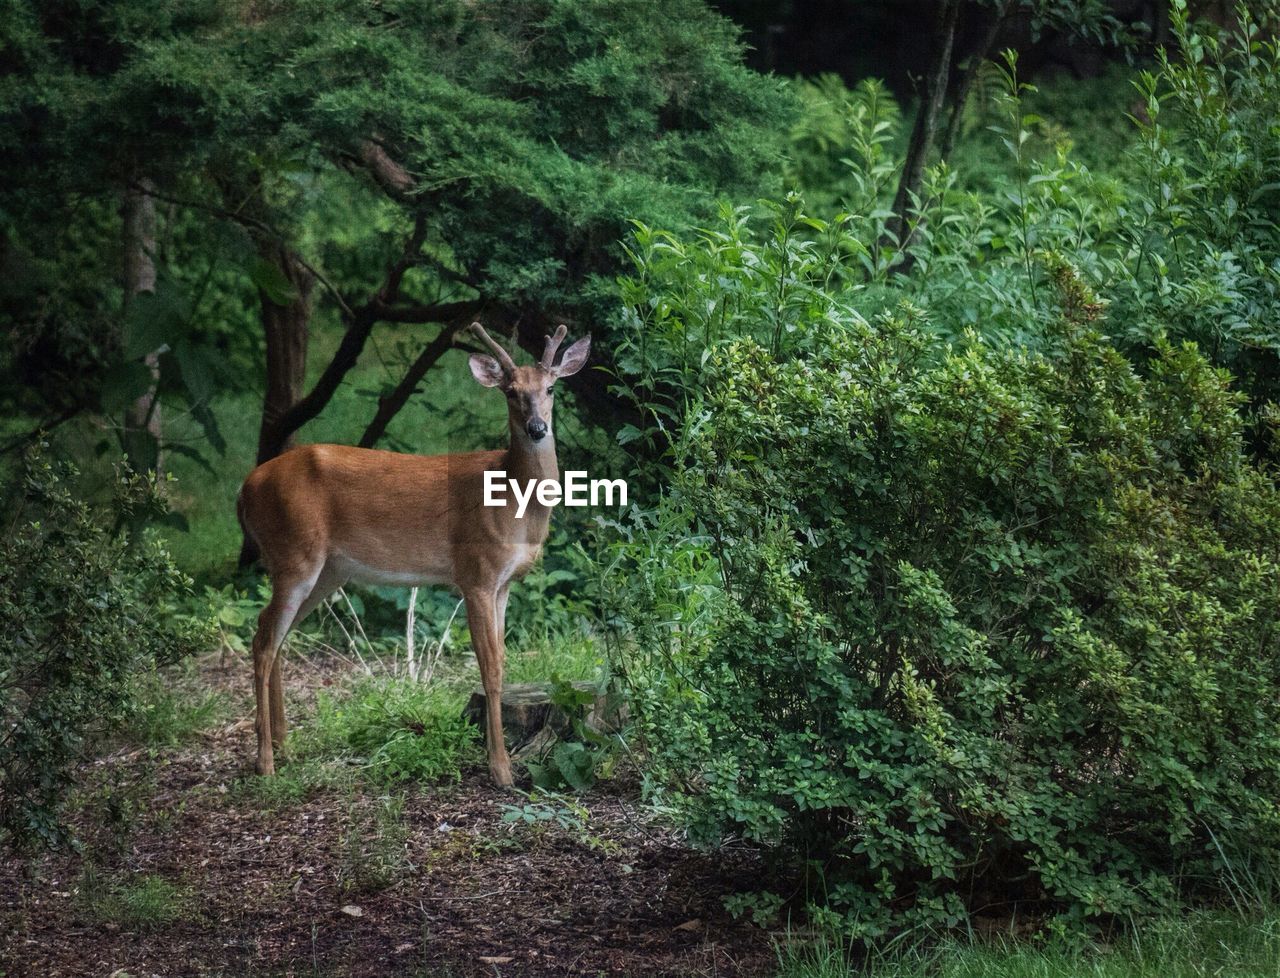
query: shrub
[
  {"left": 771, "top": 5, "right": 1280, "bottom": 435},
  {"left": 1092, "top": 1, "right": 1280, "bottom": 429},
  {"left": 606, "top": 265, "right": 1280, "bottom": 935},
  {"left": 0, "top": 452, "right": 211, "bottom": 847}
]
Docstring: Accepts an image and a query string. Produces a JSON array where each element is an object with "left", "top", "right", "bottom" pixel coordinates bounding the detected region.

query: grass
[
  {"left": 774, "top": 910, "right": 1280, "bottom": 978},
  {"left": 502, "top": 630, "right": 604, "bottom": 686},
  {"left": 229, "top": 757, "right": 355, "bottom": 810},
  {"left": 121, "top": 664, "right": 229, "bottom": 747},
  {"left": 336, "top": 792, "right": 412, "bottom": 895},
  {"left": 79, "top": 868, "right": 193, "bottom": 930},
  {"left": 301, "top": 677, "right": 484, "bottom": 786}
]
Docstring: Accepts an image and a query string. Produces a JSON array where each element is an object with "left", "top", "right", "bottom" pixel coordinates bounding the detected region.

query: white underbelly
[{"left": 336, "top": 556, "right": 452, "bottom": 588}]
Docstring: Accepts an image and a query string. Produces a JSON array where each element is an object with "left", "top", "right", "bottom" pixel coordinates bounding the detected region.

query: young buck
[{"left": 237, "top": 322, "right": 590, "bottom": 787}]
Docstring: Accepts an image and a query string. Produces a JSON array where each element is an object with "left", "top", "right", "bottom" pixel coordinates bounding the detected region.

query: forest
[{"left": 2, "top": 0, "right": 1280, "bottom": 975}]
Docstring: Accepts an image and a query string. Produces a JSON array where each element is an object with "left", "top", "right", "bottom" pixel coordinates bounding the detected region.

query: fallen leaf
[
  {"left": 340, "top": 904, "right": 364, "bottom": 917},
  {"left": 478, "top": 955, "right": 514, "bottom": 964},
  {"left": 674, "top": 918, "right": 703, "bottom": 932}
]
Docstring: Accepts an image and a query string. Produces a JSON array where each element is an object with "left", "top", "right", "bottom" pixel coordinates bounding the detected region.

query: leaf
[
  {"left": 174, "top": 343, "right": 226, "bottom": 454},
  {"left": 124, "top": 280, "right": 188, "bottom": 359},
  {"left": 617, "top": 424, "right": 644, "bottom": 445},
  {"left": 100, "top": 362, "right": 154, "bottom": 413},
  {"left": 173, "top": 341, "right": 212, "bottom": 405},
  {"left": 165, "top": 442, "right": 217, "bottom": 477},
  {"left": 249, "top": 257, "right": 299, "bottom": 305}
]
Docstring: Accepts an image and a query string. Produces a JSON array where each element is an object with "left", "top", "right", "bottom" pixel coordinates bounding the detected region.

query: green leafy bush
[
  {"left": 600, "top": 8, "right": 1280, "bottom": 934},
  {"left": 0, "top": 453, "right": 211, "bottom": 847},
  {"left": 772, "top": 6, "right": 1280, "bottom": 436},
  {"left": 607, "top": 262, "right": 1280, "bottom": 935},
  {"left": 1110, "top": 2, "right": 1280, "bottom": 418}
]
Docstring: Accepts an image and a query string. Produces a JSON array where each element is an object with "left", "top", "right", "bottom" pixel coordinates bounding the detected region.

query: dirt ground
[{"left": 0, "top": 656, "right": 780, "bottom": 978}]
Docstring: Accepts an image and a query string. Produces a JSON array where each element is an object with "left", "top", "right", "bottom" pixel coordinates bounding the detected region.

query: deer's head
[{"left": 467, "top": 322, "right": 590, "bottom": 447}]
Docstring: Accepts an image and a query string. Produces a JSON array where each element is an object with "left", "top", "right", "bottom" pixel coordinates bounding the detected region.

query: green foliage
[
  {"left": 0, "top": 452, "right": 213, "bottom": 848},
  {"left": 305, "top": 679, "right": 481, "bottom": 786},
  {"left": 230, "top": 758, "right": 348, "bottom": 811},
  {"left": 189, "top": 582, "right": 263, "bottom": 655},
  {"left": 120, "top": 666, "right": 227, "bottom": 747},
  {"left": 0, "top": 0, "right": 795, "bottom": 480},
  {"left": 607, "top": 205, "right": 1280, "bottom": 935},
  {"left": 525, "top": 678, "right": 620, "bottom": 793},
  {"left": 1111, "top": 2, "right": 1280, "bottom": 415},
  {"left": 775, "top": 9, "right": 1280, "bottom": 434},
  {"left": 785, "top": 75, "right": 902, "bottom": 216},
  {"left": 79, "top": 868, "right": 193, "bottom": 930},
  {"left": 337, "top": 793, "right": 411, "bottom": 895},
  {"left": 500, "top": 790, "right": 593, "bottom": 833},
  {"left": 499, "top": 788, "right": 613, "bottom": 851}
]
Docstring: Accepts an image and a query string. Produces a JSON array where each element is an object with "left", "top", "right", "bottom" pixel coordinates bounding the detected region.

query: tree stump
[{"left": 462, "top": 681, "right": 624, "bottom": 758}]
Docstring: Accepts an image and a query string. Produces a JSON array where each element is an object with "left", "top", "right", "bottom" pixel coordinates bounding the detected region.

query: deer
[{"left": 236, "top": 322, "right": 590, "bottom": 788}]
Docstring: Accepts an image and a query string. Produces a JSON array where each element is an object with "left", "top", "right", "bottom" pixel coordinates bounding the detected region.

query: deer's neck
[{"left": 506, "top": 430, "right": 558, "bottom": 493}]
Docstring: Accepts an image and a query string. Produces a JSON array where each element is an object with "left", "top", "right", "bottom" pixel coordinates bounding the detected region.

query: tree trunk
[
  {"left": 254, "top": 243, "right": 314, "bottom": 466},
  {"left": 239, "top": 242, "right": 314, "bottom": 567},
  {"left": 885, "top": 0, "right": 963, "bottom": 257},
  {"left": 121, "top": 180, "right": 162, "bottom": 476},
  {"left": 940, "top": 0, "right": 1014, "bottom": 161}
]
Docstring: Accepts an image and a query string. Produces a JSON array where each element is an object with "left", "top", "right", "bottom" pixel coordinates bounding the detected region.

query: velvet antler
[{"left": 468, "top": 322, "right": 517, "bottom": 376}]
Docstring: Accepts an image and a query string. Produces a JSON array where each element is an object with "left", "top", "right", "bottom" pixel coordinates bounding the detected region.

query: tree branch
[
  {"left": 261, "top": 299, "right": 483, "bottom": 460},
  {"left": 357, "top": 139, "right": 416, "bottom": 198},
  {"left": 136, "top": 182, "right": 356, "bottom": 319},
  {"left": 378, "top": 212, "right": 427, "bottom": 304},
  {"left": 0, "top": 406, "right": 83, "bottom": 457},
  {"left": 358, "top": 319, "right": 472, "bottom": 449}
]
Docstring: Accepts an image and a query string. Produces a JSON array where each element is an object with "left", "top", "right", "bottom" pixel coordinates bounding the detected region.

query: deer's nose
[{"left": 526, "top": 418, "right": 548, "bottom": 441}]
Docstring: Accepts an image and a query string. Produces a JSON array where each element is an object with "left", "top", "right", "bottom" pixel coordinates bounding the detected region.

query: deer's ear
[
  {"left": 469, "top": 354, "right": 506, "bottom": 388},
  {"left": 553, "top": 335, "right": 591, "bottom": 378}
]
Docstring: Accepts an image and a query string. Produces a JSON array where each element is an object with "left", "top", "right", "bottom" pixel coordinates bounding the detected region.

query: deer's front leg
[{"left": 464, "top": 588, "right": 514, "bottom": 788}]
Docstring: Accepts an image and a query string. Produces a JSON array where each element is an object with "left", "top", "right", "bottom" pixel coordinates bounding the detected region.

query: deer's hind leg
[
  {"left": 252, "top": 562, "right": 323, "bottom": 775},
  {"left": 266, "top": 564, "right": 347, "bottom": 754}
]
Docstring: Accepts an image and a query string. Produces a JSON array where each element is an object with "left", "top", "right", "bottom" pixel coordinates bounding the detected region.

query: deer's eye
[{"left": 546, "top": 386, "right": 554, "bottom": 395}]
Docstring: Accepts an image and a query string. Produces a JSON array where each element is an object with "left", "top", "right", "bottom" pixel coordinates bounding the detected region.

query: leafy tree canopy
[{"left": 0, "top": 0, "right": 794, "bottom": 445}]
